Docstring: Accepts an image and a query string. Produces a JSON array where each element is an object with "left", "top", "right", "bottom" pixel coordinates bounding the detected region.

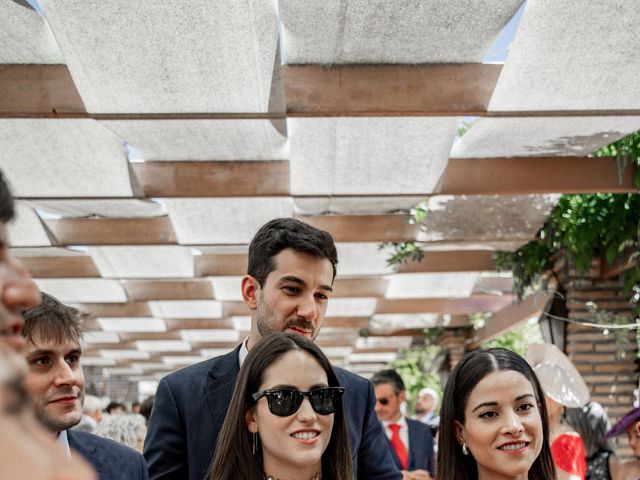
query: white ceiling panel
[
  {"left": 385, "top": 272, "right": 480, "bottom": 299},
  {"left": 293, "top": 196, "right": 426, "bottom": 216},
  {"left": 7, "top": 202, "right": 51, "bottom": 247},
  {"left": 89, "top": 246, "right": 194, "bottom": 279},
  {"left": 489, "top": 0, "right": 640, "bottom": 111},
  {"left": 0, "top": 119, "right": 133, "bottom": 197},
  {"left": 210, "top": 276, "right": 243, "bottom": 301},
  {"left": 136, "top": 340, "right": 191, "bottom": 352},
  {"left": 101, "top": 120, "right": 288, "bottom": 161},
  {"left": 289, "top": 117, "right": 458, "bottom": 196},
  {"left": 180, "top": 329, "right": 239, "bottom": 342},
  {"left": 98, "top": 317, "right": 167, "bottom": 333},
  {"left": 164, "top": 198, "right": 293, "bottom": 244},
  {"left": 35, "top": 278, "right": 127, "bottom": 303},
  {"left": 39, "top": 0, "right": 279, "bottom": 113},
  {"left": 149, "top": 300, "right": 223, "bottom": 319},
  {"left": 336, "top": 243, "right": 395, "bottom": 277},
  {"left": 356, "top": 336, "right": 413, "bottom": 349},
  {"left": 27, "top": 199, "right": 167, "bottom": 218},
  {"left": 417, "top": 195, "right": 560, "bottom": 245},
  {"left": 1, "top": 0, "right": 64, "bottom": 63},
  {"left": 280, "top": 0, "right": 523, "bottom": 63},
  {"left": 325, "top": 297, "right": 377, "bottom": 317},
  {"left": 369, "top": 314, "right": 441, "bottom": 334},
  {"left": 12, "top": 247, "right": 90, "bottom": 257},
  {"left": 452, "top": 117, "right": 640, "bottom": 158},
  {"left": 83, "top": 331, "right": 121, "bottom": 344},
  {"left": 101, "top": 350, "right": 150, "bottom": 360}
]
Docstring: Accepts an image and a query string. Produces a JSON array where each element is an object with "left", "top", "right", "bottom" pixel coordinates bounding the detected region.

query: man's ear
[
  {"left": 241, "top": 275, "right": 259, "bottom": 311},
  {"left": 454, "top": 420, "right": 465, "bottom": 444},
  {"left": 399, "top": 391, "right": 406, "bottom": 404},
  {"left": 245, "top": 407, "right": 258, "bottom": 433}
]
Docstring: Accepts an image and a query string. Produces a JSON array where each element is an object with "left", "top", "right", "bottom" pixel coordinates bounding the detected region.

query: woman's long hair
[
  {"left": 437, "top": 348, "right": 556, "bottom": 480},
  {"left": 208, "top": 332, "right": 352, "bottom": 480}
]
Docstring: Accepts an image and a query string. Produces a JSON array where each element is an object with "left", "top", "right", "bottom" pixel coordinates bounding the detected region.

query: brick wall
[{"left": 559, "top": 256, "right": 639, "bottom": 460}]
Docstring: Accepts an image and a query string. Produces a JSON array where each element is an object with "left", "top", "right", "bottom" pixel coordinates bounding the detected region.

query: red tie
[{"left": 389, "top": 423, "right": 408, "bottom": 470}]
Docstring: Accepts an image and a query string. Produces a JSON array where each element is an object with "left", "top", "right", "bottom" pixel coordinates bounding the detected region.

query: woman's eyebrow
[{"left": 471, "top": 393, "right": 535, "bottom": 412}]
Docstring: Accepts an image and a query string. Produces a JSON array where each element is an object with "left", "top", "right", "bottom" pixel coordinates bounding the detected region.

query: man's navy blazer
[
  {"left": 144, "top": 345, "right": 402, "bottom": 480},
  {"left": 67, "top": 429, "right": 149, "bottom": 480},
  {"left": 386, "top": 418, "right": 435, "bottom": 475}
]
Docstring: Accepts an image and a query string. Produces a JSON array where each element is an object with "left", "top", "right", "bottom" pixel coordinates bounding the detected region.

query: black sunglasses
[
  {"left": 377, "top": 397, "right": 390, "bottom": 406},
  {"left": 251, "top": 387, "right": 345, "bottom": 417}
]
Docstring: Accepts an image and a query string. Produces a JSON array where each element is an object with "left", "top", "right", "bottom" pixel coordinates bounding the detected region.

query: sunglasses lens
[
  {"left": 266, "top": 390, "right": 302, "bottom": 416},
  {"left": 310, "top": 388, "right": 343, "bottom": 415},
  {"left": 377, "top": 398, "right": 389, "bottom": 405}
]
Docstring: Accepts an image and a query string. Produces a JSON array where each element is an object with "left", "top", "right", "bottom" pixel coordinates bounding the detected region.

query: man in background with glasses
[
  {"left": 145, "top": 218, "right": 402, "bottom": 480},
  {"left": 372, "top": 369, "right": 434, "bottom": 480}
]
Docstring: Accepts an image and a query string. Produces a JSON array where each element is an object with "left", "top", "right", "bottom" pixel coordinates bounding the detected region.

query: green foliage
[
  {"left": 386, "top": 346, "right": 443, "bottom": 414},
  {"left": 480, "top": 320, "right": 544, "bottom": 357},
  {"left": 592, "top": 129, "right": 640, "bottom": 189},
  {"left": 380, "top": 200, "right": 430, "bottom": 265}
]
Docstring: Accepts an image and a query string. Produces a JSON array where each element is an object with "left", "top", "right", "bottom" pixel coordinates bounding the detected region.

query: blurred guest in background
[
  {"left": 566, "top": 401, "right": 619, "bottom": 480},
  {"left": 94, "top": 414, "right": 147, "bottom": 453},
  {"left": 74, "top": 394, "right": 103, "bottom": 433},
  {"left": 526, "top": 343, "right": 589, "bottom": 480},
  {"left": 605, "top": 407, "right": 640, "bottom": 480}
]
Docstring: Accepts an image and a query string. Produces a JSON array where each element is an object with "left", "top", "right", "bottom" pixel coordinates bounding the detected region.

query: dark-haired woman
[
  {"left": 437, "top": 348, "right": 556, "bottom": 480},
  {"left": 208, "top": 332, "right": 352, "bottom": 480}
]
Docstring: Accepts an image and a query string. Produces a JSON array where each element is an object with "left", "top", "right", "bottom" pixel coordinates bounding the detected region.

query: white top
[{"left": 57, "top": 430, "right": 71, "bottom": 458}]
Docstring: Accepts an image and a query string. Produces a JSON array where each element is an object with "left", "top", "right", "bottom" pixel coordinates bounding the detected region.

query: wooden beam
[
  {"left": 122, "top": 280, "right": 214, "bottom": 301},
  {"left": 301, "top": 214, "right": 418, "bottom": 242},
  {"left": 45, "top": 217, "right": 177, "bottom": 245},
  {"left": 196, "top": 253, "right": 247, "bottom": 276},
  {"left": 438, "top": 157, "right": 637, "bottom": 195},
  {"left": 78, "top": 302, "right": 152, "bottom": 317},
  {"left": 332, "top": 277, "right": 389, "bottom": 297},
  {"left": 131, "top": 161, "right": 289, "bottom": 197},
  {"left": 0, "top": 65, "right": 86, "bottom": 117},
  {"left": 165, "top": 319, "right": 236, "bottom": 330},
  {"left": 467, "top": 290, "right": 555, "bottom": 349},
  {"left": 16, "top": 255, "right": 100, "bottom": 278},
  {"left": 376, "top": 295, "right": 514, "bottom": 315},
  {"left": 283, "top": 64, "right": 502, "bottom": 116},
  {"left": 322, "top": 317, "right": 370, "bottom": 329},
  {"left": 396, "top": 250, "right": 496, "bottom": 273}
]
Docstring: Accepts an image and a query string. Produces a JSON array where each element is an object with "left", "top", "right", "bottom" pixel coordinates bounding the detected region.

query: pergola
[{"left": 1, "top": 0, "right": 638, "bottom": 384}]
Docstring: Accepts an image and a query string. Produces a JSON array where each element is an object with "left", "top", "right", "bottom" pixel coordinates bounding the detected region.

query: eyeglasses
[
  {"left": 376, "top": 397, "right": 390, "bottom": 406},
  {"left": 252, "top": 387, "right": 345, "bottom": 417}
]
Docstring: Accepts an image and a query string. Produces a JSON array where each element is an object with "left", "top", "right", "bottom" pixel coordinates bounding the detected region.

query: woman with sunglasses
[{"left": 208, "top": 332, "right": 352, "bottom": 480}]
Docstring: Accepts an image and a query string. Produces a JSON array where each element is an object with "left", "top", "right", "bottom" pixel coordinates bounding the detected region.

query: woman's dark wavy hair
[
  {"left": 437, "top": 348, "right": 556, "bottom": 480},
  {"left": 208, "top": 332, "right": 352, "bottom": 480}
]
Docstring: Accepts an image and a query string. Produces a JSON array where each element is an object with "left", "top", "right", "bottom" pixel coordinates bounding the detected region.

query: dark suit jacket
[
  {"left": 144, "top": 345, "right": 402, "bottom": 480},
  {"left": 387, "top": 418, "right": 435, "bottom": 476},
  {"left": 67, "top": 429, "right": 149, "bottom": 480}
]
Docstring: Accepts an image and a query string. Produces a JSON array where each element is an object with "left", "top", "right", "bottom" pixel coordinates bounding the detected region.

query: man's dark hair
[
  {"left": 371, "top": 369, "right": 406, "bottom": 395},
  {"left": 139, "top": 395, "right": 155, "bottom": 424},
  {"left": 247, "top": 218, "right": 338, "bottom": 286},
  {"left": 0, "top": 170, "right": 15, "bottom": 223},
  {"left": 22, "top": 292, "right": 85, "bottom": 345}
]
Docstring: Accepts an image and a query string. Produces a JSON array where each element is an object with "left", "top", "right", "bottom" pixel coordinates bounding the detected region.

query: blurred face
[
  {"left": 416, "top": 393, "right": 436, "bottom": 415},
  {"left": 628, "top": 422, "right": 640, "bottom": 457},
  {"left": 0, "top": 342, "right": 96, "bottom": 480},
  {"left": 455, "top": 370, "right": 543, "bottom": 480},
  {"left": 374, "top": 382, "right": 404, "bottom": 423},
  {"left": 244, "top": 249, "right": 333, "bottom": 348},
  {"left": 246, "top": 350, "right": 334, "bottom": 480},
  {"left": 23, "top": 336, "right": 85, "bottom": 433},
  {"left": 0, "top": 224, "right": 41, "bottom": 351}
]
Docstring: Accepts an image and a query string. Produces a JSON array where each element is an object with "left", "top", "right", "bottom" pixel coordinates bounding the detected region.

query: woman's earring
[
  {"left": 252, "top": 432, "right": 258, "bottom": 455},
  {"left": 462, "top": 443, "right": 469, "bottom": 455}
]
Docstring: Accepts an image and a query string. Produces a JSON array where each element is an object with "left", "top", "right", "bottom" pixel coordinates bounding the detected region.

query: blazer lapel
[{"left": 203, "top": 346, "right": 241, "bottom": 434}]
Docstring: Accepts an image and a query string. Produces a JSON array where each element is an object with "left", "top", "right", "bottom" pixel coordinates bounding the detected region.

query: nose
[
  {"left": 53, "top": 360, "right": 77, "bottom": 387},
  {"left": 503, "top": 410, "right": 524, "bottom": 435},
  {"left": 296, "top": 396, "right": 318, "bottom": 422},
  {"left": 296, "top": 294, "right": 318, "bottom": 321},
  {"left": 0, "top": 257, "right": 41, "bottom": 312}
]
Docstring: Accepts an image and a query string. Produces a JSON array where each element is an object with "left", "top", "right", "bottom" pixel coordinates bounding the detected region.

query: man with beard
[
  {"left": 145, "top": 218, "right": 401, "bottom": 480},
  {"left": 21, "top": 292, "right": 149, "bottom": 480}
]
